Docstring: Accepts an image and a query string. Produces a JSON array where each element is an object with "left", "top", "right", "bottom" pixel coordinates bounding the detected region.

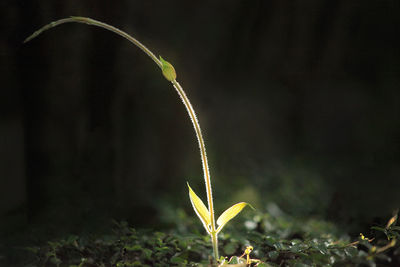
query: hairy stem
[
  {"left": 24, "top": 17, "right": 162, "bottom": 68},
  {"left": 212, "top": 232, "right": 219, "bottom": 259},
  {"left": 172, "top": 80, "right": 217, "bottom": 259}
]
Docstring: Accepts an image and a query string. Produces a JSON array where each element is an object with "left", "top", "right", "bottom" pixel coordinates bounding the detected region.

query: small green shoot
[
  {"left": 159, "top": 56, "right": 177, "bottom": 81},
  {"left": 24, "top": 16, "right": 252, "bottom": 260}
]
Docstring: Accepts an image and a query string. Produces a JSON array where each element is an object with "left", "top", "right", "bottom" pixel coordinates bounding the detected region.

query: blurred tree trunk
[{"left": 0, "top": 1, "right": 29, "bottom": 231}]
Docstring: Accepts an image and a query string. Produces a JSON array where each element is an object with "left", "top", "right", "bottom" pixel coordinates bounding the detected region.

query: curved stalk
[
  {"left": 172, "top": 80, "right": 218, "bottom": 259},
  {"left": 25, "top": 16, "right": 219, "bottom": 259},
  {"left": 24, "top": 17, "right": 162, "bottom": 68}
]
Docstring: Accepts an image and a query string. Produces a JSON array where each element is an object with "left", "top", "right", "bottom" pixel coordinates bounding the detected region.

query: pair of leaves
[{"left": 187, "top": 183, "right": 252, "bottom": 235}]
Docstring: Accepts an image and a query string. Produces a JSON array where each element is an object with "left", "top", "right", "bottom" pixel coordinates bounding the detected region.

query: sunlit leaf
[
  {"left": 371, "top": 226, "right": 386, "bottom": 233},
  {"left": 228, "top": 256, "right": 246, "bottom": 264},
  {"left": 216, "top": 202, "right": 253, "bottom": 233},
  {"left": 187, "top": 183, "right": 211, "bottom": 234},
  {"left": 386, "top": 213, "right": 398, "bottom": 229}
]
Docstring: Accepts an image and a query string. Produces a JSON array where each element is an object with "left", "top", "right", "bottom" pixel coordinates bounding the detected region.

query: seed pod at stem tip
[{"left": 159, "top": 56, "right": 177, "bottom": 81}]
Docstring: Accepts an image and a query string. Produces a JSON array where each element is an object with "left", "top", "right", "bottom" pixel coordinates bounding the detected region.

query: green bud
[{"left": 160, "top": 56, "right": 176, "bottom": 81}]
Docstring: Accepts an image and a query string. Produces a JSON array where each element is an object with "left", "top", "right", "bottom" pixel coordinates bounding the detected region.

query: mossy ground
[{"left": 9, "top": 205, "right": 399, "bottom": 266}]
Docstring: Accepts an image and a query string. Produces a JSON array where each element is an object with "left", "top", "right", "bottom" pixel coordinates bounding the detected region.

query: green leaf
[
  {"left": 371, "top": 226, "right": 386, "bottom": 232},
  {"left": 160, "top": 56, "right": 176, "bottom": 81},
  {"left": 216, "top": 202, "right": 252, "bottom": 233},
  {"left": 125, "top": 244, "right": 142, "bottom": 251},
  {"left": 142, "top": 248, "right": 153, "bottom": 259},
  {"left": 268, "top": 250, "right": 279, "bottom": 260},
  {"left": 170, "top": 254, "right": 187, "bottom": 264},
  {"left": 228, "top": 256, "right": 245, "bottom": 264},
  {"left": 273, "top": 241, "right": 287, "bottom": 251},
  {"left": 344, "top": 246, "right": 358, "bottom": 257},
  {"left": 223, "top": 242, "right": 238, "bottom": 255},
  {"left": 187, "top": 183, "right": 211, "bottom": 234}
]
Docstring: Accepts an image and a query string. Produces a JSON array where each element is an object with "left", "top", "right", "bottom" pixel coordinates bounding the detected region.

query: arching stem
[
  {"left": 172, "top": 80, "right": 218, "bottom": 259},
  {"left": 25, "top": 16, "right": 219, "bottom": 259}
]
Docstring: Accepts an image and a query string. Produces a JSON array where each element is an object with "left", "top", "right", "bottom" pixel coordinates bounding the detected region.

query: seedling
[{"left": 25, "top": 17, "right": 252, "bottom": 260}]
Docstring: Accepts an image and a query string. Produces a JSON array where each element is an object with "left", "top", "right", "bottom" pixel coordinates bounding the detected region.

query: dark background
[{"left": 1, "top": 0, "right": 399, "bottom": 255}]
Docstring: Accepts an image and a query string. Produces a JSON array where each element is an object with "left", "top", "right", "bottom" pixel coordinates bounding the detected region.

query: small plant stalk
[
  {"left": 24, "top": 17, "right": 162, "bottom": 68},
  {"left": 212, "top": 232, "right": 219, "bottom": 259},
  {"left": 171, "top": 80, "right": 218, "bottom": 259},
  {"left": 25, "top": 16, "right": 252, "bottom": 261}
]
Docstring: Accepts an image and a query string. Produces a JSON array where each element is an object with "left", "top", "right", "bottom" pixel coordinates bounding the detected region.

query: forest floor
[{"left": 3, "top": 204, "right": 399, "bottom": 266}]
